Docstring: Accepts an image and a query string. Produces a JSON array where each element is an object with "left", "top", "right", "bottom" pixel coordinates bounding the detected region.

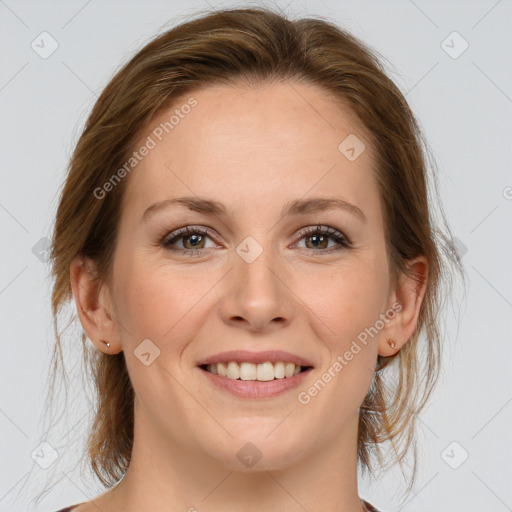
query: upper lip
[{"left": 197, "top": 350, "right": 314, "bottom": 368}]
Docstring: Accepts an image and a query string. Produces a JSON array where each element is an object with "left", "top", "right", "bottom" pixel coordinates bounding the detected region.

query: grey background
[{"left": 0, "top": 0, "right": 511, "bottom": 511}]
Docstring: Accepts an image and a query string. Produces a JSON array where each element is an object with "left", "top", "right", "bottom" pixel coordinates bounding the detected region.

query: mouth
[
  {"left": 199, "top": 361, "right": 313, "bottom": 381},
  {"left": 196, "top": 350, "right": 314, "bottom": 398}
]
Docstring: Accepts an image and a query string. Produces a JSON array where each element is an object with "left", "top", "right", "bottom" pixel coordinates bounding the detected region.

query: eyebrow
[{"left": 141, "top": 196, "right": 366, "bottom": 223}]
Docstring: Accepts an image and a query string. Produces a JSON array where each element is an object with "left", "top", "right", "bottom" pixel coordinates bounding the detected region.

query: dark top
[
  {"left": 55, "top": 498, "right": 382, "bottom": 511},
  {"left": 363, "top": 499, "right": 381, "bottom": 511}
]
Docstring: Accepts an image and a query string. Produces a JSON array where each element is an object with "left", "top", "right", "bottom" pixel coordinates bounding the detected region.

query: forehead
[{"left": 121, "top": 81, "right": 380, "bottom": 222}]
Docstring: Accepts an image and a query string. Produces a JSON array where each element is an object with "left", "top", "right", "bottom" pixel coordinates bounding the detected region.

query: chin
[{"left": 202, "top": 425, "right": 307, "bottom": 472}]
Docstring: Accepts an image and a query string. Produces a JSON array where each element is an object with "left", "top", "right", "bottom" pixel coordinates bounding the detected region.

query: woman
[{"left": 47, "top": 6, "right": 463, "bottom": 511}]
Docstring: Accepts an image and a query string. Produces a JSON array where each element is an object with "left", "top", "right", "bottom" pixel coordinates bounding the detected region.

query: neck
[{"left": 106, "top": 401, "right": 366, "bottom": 512}]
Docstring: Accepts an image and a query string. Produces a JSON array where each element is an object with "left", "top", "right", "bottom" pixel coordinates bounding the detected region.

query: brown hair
[{"left": 42, "top": 4, "right": 464, "bottom": 502}]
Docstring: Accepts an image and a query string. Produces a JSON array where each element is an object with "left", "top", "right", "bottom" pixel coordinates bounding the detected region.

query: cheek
[
  {"left": 113, "top": 254, "right": 215, "bottom": 353},
  {"left": 296, "top": 266, "right": 385, "bottom": 424},
  {"left": 296, "top": 259, "right": 388, "bottom": 348},
  {"left": 112, "top": 254, "right": 182, "bottom": 341}
]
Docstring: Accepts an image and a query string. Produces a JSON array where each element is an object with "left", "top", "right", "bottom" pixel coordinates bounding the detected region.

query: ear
[
  {"left": 378, "top": 255, "right": 428, "bottom": 357},
  {"left": 69, "top": 254, "right": 122, "bottom": 354}
]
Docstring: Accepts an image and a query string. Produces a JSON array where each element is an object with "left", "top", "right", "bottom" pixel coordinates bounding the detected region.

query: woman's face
[{"left": 100, "top": 81, "right": 403, "bottom": 470}]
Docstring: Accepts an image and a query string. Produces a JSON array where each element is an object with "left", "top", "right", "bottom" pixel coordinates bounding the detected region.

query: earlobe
[
  {"left": 70, "top": 255, "right": 121, "bottom": 354},
  {"left": 378, "top": 336, "right": 400, "bottom": 358}
]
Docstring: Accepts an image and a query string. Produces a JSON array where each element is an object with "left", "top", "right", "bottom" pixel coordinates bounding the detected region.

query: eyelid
[
  {"left": 161, "top": 226, "right": 219, "bottom": 247},
  {"left": 293, "top": 225, "right": 352, "bottom": 245},
  {"left": 161, "top": 224, "right": 352, "bottom": 255}
]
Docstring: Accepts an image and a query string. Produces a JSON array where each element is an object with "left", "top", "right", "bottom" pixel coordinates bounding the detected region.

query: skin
[{"left": 70, "top": 81, "right": 427, "bottom": 512}]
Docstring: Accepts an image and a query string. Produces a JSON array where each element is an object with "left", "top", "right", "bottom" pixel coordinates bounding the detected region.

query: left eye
[
  {"left": 293, "top": 225, "right": 352, "bottom": 252},
  {"left": 161, "top": 225, "right": 352, "bottom": 255}
]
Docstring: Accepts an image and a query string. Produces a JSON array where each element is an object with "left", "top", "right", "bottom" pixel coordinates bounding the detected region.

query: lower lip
[{"left": 199, "top": 366, "right": 313, "bottom": 398}]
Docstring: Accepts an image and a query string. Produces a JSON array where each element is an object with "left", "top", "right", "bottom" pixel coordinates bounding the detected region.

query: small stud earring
[
  {"left": 387, "top": 338, "right": 396, "bottom": 349},
  {"left": 105, "top": 341, "right": 110, "bottom": 349}
]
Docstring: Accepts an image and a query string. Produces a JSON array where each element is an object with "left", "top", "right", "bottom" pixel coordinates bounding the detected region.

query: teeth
[
  {"left": 257, "top": 362, "right": 274, "bottom": 381},
  {"left": 240, "top": 362, "right": 256, "bottom": 380},
  {"left": 274, "top": 361, "right": 285, "bottom": 379},
  {"left": 217, "top": 362, "right": 227, "bottom": 377},
  {"left": 227, "top": 361, "right": 239, "bottom": 379},
  {"left": 205, "top": 361, "right": 305, "bottom": 381}
]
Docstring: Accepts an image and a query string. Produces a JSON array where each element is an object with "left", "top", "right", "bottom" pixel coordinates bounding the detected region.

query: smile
[
  {"left": 201, "top": 361, "right": 311, "bottom": 381},
  {"left": 198, "top": 363, "right": 313, "bottom": 399}
]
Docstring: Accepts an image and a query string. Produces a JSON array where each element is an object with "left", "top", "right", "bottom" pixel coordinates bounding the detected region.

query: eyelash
[{"left": 160, "top": 225, "right": 352, "bottom": 256}]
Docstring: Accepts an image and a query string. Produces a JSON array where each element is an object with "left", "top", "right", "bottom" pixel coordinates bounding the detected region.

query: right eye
[{"left": 161, "top": 226, "right": 219, "bottom": 255}]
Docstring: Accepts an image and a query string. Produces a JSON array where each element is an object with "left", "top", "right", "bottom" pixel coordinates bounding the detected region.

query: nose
[{"left": 219, "top": 244, "right": 295, "bottom": 333}]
